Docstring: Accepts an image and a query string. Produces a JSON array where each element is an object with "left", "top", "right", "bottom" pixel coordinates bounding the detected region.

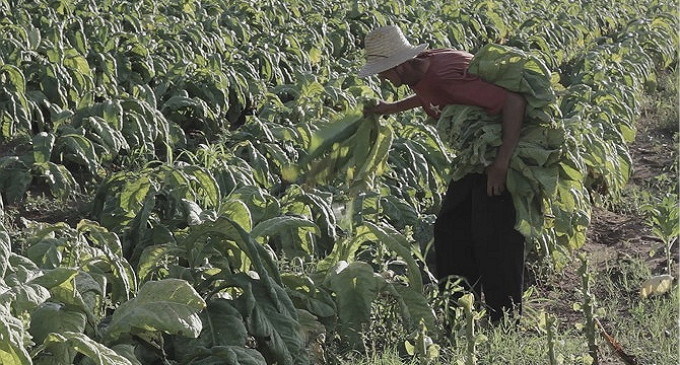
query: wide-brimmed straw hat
[{"left": 358, "top": 25, "right": 428, "bottom": 78}]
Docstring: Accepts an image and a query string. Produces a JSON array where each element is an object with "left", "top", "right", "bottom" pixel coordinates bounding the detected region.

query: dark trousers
[{"left": 434, "top": 173, "right": 525, "bottom": 322}]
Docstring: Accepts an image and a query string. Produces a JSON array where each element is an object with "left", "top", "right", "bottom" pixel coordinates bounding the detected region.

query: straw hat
[{"left": 358, "top": 25, "right": 428, "bottom": 78}]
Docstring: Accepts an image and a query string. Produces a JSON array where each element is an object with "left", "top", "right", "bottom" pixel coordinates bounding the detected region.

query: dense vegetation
[{"left": 0, "top": 0, "right": 677, "bottom": 364}]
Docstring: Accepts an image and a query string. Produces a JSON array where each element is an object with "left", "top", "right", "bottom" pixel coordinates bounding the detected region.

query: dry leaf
[
  {"left": 640, "top": 274, "right": 674, "bottom": 298},
  {"left": 595, "top": 319, "right": 639, "bottom": 365}
]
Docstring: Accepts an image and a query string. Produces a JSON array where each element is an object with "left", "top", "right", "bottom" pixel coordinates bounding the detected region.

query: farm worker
[{"left": 359, "top": 25, "right": 527, "bottom": 324}]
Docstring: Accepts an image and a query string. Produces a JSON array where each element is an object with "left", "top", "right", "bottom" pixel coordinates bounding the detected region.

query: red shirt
[{"left": 412, "top": 49, "right": 508, "bottom": 119}]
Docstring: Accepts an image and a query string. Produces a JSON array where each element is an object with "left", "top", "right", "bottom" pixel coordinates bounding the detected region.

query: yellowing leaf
[
  {"left": 309, "top": 47, "right": 322, "bottom": 64},
  {"left": 640, "top": 275, "right": 674, "bottom": 298},
  {"left": 281, "top": 165, "right": 299, "bottom": 182}
]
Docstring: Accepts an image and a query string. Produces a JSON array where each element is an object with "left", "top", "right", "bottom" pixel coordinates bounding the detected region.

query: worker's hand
[
  {"left": 363, "top": 100, "right": 391, "bottom": 116},
  {"left": 485, "top": 162, "right": 508, "bottom": 196}
]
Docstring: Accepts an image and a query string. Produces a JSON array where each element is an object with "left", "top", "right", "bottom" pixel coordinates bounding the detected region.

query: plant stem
[
  {"left": 546, "top": 312, "right": 558, "bottom": 365},
  {"left": 458, "top": 293, "right": 477, "bottom": 365},
  {"left": 578, "top": 254, "right": 598, "bottom": 364}
]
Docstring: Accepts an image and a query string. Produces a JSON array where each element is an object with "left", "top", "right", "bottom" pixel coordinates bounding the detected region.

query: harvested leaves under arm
[{"left": 435, "top": 43, "right": 591, "bottom": 258}]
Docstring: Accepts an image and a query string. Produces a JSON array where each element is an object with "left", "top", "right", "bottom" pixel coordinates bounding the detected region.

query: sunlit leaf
[{"left": 105, "top": 279, "right": 206, "bottom": 341}]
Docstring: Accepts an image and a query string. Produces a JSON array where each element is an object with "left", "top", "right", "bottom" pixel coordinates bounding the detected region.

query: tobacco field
[{"left": 0, "top": 0, "right": 678, "bottom": 364}]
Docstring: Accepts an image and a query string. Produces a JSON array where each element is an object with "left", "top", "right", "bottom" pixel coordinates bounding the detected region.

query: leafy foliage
[{"left": 0, "top": 0, "right": 676, "bottom": 363}]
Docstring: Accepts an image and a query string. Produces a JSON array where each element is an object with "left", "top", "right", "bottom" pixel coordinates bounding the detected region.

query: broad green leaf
[
  {"left": 72, "top": 271, "right": 107, "bottom": 319},
  {"left": 559, "top": 160, "right": 584, "bottom": 182},
  {"left": 316, "top": 226, "right": 373, "bottom": 272},
  {"left": 233, "top": 141, "right": 274, "bottom": 188},
  {"left": 69, "top": 22, "right": 89, "bottom": 55},
  {"left": 179, "top": 346, "right": 266, "bottom": 365},
  {"left": 77, "top": 219, "right": 124, "bottom": 256},
  {"left": 101, "top": 100, "right": 124, "bottom": 129},
  {"left": 0, "top": 161, "right": 32, "bottom": 203},
  {"left": 251, "top": 216, "right": 320, "bottom": 256},
  {"left": 125, "top": 180, "right": 158, "bottom": 268},
  {"left": 26, "top": 25, "right": 41, "bottom": 50},
  {"left": 363, "top": 222, "right": 424, "bottom": 293},
  {"left": 262, "top": 143, "right": 292, "bottom": 169},
  {"left": 6, "top": 253, "right": 40, "bottom": 284},
  {"left": 227, "top": 186, "right": 280, "bottom": 224},
  {"left": 200, "top": 299, "right": 249, "bottom": 347},
  {"left": 41, "top": 331, "right": 133, "bottom": 365},
  {"left": 110, "top": 344, "right": 142, "bottom": 365},
  {"left": 23, "top": 221, "right": 68, "bottom": 247},
  {"left": 0, "top": 283, "right": 50, "bottom": 314},
  {"left": 136, "top": 244, "right": 180, "bottom": 283},
  {"left": 281, "top": 273, "right": 336, "bottom": 320},
  {"left": 173, "top": 298, "right": 250, "bottom": 362},
  {"left": 251, "top": 216, "right": 319, "bottom": 240},
  {"left": 281, "top": 186, "right": 336, "bottom": 252},
  {"left": 183, "top": 165, "right": 221, "bottom": 208},
  {"left": 0, "top": 306, "right": 31, "bottom": 365},
  {"left": 120, "top": 112, "right": 146, "bottom": 147},
  {"left": 182, "top": 199, "right": 205, "bottom": 226},
  {"left": 63, "top": 49, "right": 92, "bottom": 77},
  {"left": 220, "top": 199, "right": 253, "bottom": 232},
  {"left": 82, "top": 116, "right": 129, "bottom": 154},
  {"left": 24, "top": 237, "right": 63, "bottom": 269},
  {"left": 349, "top": 115, "right": 374, "bottom": 175},
  {"left": 296, "top": 308, "right": 326, "bottom": 346},
  {"left": 324, "top": 261, "right": 386, "bottom": 347},
  {"left": 305, "top": 110, "right": 364, "bottom": 163},
  {"left": 1, "top": 65, "right": 26, "bottom": 93},
  {"left": 0, "top": 227, "right": 10, "bottom": 278},
  {"left": 231, "top": 274, "right": 307, "bottom": 365},
  {"left": 32, "top": 132, "right": 55, "bottom": 164},
  {"left": 105, "top": 279, "right": 206, "bottom": 341},
  {"left": 29, "top": 302, "right": 86, "bottom": 344},
  {"left": 386, "top": 284, "right": 437, "bottom": 332},
  {"left": 43, "top": 162, "right": 78, "bottom": 199},
  {"left": 184, "top": 217, "right": 281, "bottom": 284},
  {"left": 28, "top": 267, "right": 78, "bottom": 290},
  {"left": 119, "top": 175, "right": 153, "bottom": 213},
  {"left": 354, "top": 120, "right": 394, "bottom": 185},
  {"left": 43, "top": 271, "right": 102, "bottom": 324},
  {"left": 55, "top": 134, "right": 100, "bottom": 176},
  {"left": 161, "top": 95, "right": 202, "bottom": 115}
]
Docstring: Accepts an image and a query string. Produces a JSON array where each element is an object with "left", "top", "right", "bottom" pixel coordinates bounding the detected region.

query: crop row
[{"left": 0, "top": 0, "right": 677, "bottom": 364}]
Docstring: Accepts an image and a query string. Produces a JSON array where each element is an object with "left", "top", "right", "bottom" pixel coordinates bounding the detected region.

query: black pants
[{"left": 434, "top": 173, "right": 525, "bottom": 322}]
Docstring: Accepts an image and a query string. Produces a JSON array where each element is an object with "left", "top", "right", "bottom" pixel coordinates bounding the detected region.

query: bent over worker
[{"left": 359, "top": 25, "right": 527, "bottom": 323}]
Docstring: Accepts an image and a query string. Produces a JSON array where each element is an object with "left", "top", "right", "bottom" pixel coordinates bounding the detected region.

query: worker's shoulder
[{"left": 419, "top": 48, "right": 473, "bottom": 58}]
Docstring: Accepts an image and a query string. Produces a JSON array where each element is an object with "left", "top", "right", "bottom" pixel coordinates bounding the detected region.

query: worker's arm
[
  {"left": 486, "top": 91, "right": 525, "bottom": 196},
  {"left": 365, "top": 95, "right": 422, "bottom": 115}
]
